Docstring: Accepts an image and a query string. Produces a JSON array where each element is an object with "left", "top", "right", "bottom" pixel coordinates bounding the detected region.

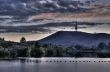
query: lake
[{"left": 0, "top": 58, "right": 110, "bottom": 72}]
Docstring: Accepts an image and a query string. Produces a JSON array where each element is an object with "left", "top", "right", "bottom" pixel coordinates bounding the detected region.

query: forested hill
[
  {"left": 1, "top": 31, "right": 110, "bottom": 58},
  {"left": 39, "top": 31, "right": 110, "bottom": 47}
]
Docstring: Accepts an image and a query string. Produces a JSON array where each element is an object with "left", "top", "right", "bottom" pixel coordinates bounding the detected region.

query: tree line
[{"left": 0, "top": 37, "right": 110, "bottom": 58}]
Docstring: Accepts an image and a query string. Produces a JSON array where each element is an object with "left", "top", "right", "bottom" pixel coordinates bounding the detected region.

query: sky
[
  {"left": 0, "top": 0, "right": 110, "bottom": 41},
  {"left": 99, "top": 0, "right": 110, "bottom": 3},
  {"left": 0, "top": 0, "right": 109, "bottom": 26}
]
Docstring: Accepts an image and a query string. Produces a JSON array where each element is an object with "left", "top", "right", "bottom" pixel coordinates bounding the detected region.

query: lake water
[{"left": 0, "top": 58, "right": 110, "bottom": 72}]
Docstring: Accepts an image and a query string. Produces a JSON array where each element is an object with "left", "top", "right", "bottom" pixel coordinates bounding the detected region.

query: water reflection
[{"left": 0, "top": 58, "right": 110, "bottom": 72}]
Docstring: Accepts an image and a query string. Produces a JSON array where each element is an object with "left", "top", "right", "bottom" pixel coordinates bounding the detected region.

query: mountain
[{"left": 39, "top": 31, "right": 110, "bottom": 47}]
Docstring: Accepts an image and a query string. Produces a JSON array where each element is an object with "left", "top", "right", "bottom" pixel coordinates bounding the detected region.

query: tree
[
  {"left": 55, "top": 47, "right": 64, "bottom": 57},
  {"left": 26, "top": 47, "right": 31, "bottom": 57},
  {"left": 17, "top": 48, "right": 29, "bottom": 57},
  {"left": 30, "top": 47, "right": 44, "bottom": 58},
  {"left": 0, "top": 49, "right": 10, "bottom": 58},
  {"left": 75, "top": 45, "right": 82, "bottom": 50},
  {"left": 97, "top": 42, "right": 107, "bottom": 49},
  {"left": 107, "top": 42, "right": 110, "bottom": 49},
  {"left": 45, "top": 49, "right": 56, "bottom": 57},
  {"left": 30, "top": 42, "right": 44, "bottom": 58},
  {"left": 10, "top": 50, "right": 17, "bottom": 58},
  {"left": 66, "top": 46, "right": 76, "bottom": 57},
  {"left": 35, "top": 42, "right": 41, "bottom": 48},
  {"left": 20, "top": 37, "right": 26, "bottom": 43}
]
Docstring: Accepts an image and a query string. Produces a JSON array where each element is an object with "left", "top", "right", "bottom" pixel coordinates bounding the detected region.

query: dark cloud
[{"left": 0, "top": 0, "right": 98, "bottom": 16}]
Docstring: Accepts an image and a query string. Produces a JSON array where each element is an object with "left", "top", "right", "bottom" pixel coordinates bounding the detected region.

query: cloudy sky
[
  {"left": 0, "top": 0, "right": 110, "bottom": 41},
  {"left": 0, "top": 0, "right": 109, "bottom": 29},
  {"left": 0, "top": 0, "right": 109, "bottom": 23}
]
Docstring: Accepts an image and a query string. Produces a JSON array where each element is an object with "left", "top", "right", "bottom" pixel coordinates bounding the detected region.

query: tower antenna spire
[
  {"left": 75, "top": 1, "right": 78, "bottom": 32},
  {"left": 75, "top": 22, "right": 78, "bottom": 31}
]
